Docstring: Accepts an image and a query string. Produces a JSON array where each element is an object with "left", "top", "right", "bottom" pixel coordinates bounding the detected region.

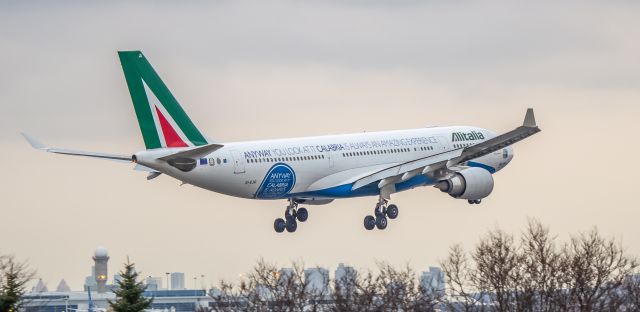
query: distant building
[
  {"left": 419, "top": 267, "right": 445, "bottom": 294},
  {"left": 171, "top": 272, "right": 185, "bottom": 290},
  {"left": 278, "top": 268, "right": 294, "bottom": 286},
  {"left": 84, "top": 265, "right": 97, "bottom": 292},
  {"left": 32, "top": 278, "right": 48, "bottom": 293},
  {"left": 304, "top": 268, "right": 329, "bottom": 294},
  {"left": 334, "top": 263, "right": 357, "bottom": 294},
  {"left": 146, "top": 276, "right": 164, "bottom": 291},
  {"left": 55, "top": 279, "right": 71, "bottom": 293}
]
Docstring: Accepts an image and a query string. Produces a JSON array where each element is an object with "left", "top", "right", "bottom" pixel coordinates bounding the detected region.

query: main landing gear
[
  {"left": 274, "top": 199, "right": 308, "bottom": 233},
  {"left": 364, "top": 198, "right": 399, "bottom": 231},
  {"left": 468, "top": 199, "right": 482, "bottom": 205}
]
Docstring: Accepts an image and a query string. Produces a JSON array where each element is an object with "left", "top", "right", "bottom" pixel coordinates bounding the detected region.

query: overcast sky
[{"left": 2, "top": 1, "right": 640, "bottom": 291}]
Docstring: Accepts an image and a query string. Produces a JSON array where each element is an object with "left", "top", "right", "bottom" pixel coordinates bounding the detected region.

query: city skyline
[{"left": 2, "top": 1, "right": 640, "bottom": 291}]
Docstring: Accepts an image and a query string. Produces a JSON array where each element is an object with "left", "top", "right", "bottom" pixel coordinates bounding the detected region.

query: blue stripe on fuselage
[{"left": 290, "top": 173, "right": 435, "bottom": 199}]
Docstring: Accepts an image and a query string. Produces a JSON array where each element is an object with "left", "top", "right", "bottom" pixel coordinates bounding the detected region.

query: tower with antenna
[{"left": 93, "top": 246, "right": 109, "bottom": 293}]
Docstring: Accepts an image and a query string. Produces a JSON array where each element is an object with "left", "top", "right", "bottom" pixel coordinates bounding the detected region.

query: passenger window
[{"left": 217, "top": 158, "right": 221, "bottom": 164}]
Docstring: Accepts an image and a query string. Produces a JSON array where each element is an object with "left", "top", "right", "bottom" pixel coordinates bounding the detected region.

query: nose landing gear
[
  {"left": 364, "top": 198, "right": 399, "bottom": 231},
  {"left": 274, "top": 199, "right": 308, "bottom": 233}
]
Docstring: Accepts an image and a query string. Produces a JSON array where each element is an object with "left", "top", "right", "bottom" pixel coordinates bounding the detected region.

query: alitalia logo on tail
[
  {"left": 452, "top": 131, "right": 485, "bottom": 142},
  {"left": 118, "top": 51, "right": 208, "bottom": 149}
]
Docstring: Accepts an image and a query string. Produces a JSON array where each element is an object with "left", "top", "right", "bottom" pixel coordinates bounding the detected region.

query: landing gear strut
[
  {"left": 364, "top": 197, "right": 399, "bottom": 231},
  {"left": 274, "top": 199, "right": 308, "bottom": 233}
]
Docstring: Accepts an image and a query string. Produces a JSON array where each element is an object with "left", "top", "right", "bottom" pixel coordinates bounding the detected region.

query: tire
[
  {"left": 274, "top": 218, "right": 286, "bottom": 233},
  {"left": 468, "top": 200, "right": 475, "bottom": 205},
  {"left": 375, "top": 205, "right": 384, "bottom": 217},
  {"left": 296, "top": 207, "right": 308, "bottom": 222},
  {"left": 375, "top": 216, "right": 388, "bottom": 230},
  {"left": 286, "top": 219, "right": 297, "bottom": 233},
  {"left": 364, "top": 215, "right": 376, "bottom": 230},
  {"left": 386, "top": 204, "right": 399, "bottom": 219}
]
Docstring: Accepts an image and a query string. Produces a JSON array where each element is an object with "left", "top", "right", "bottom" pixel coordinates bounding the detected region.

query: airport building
[
  {"left": 23, "top": 289, "right": 210, "bottom": 312},
  {"left": 171, "top": 272, "right": 186, "bottom": 290},
  {"left": 23, "top": 247, "right": 211, "bottom": 312}
]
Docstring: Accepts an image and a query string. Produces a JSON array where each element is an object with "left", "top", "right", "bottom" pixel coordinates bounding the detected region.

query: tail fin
[{"left": 118, "top": 51, "right": 208, "bottom": 149}]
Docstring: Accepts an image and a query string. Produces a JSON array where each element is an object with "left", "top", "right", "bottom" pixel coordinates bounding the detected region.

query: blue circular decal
[{"left": 256, "top": 163, "right": 296, "bottom": 199}]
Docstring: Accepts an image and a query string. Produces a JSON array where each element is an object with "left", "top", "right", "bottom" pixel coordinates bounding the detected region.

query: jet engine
[{"left": 435, "top": 167, "right": 494, "bottom": 200}]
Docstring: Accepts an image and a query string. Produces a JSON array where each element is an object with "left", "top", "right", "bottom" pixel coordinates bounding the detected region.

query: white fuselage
[{"left": 135, "top": 126, "right": 513, "bottom": 200}]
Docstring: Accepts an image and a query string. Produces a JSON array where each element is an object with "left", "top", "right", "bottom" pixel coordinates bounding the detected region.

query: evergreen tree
[
  {"left": 0, "top": 255, "right": 35, "bottom": 312},
  {"left": 108, "top": 259, "right": 153, "bottom": 312}
]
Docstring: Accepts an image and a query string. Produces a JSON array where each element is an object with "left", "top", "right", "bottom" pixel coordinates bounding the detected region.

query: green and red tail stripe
[{"left": 118, "top": 51, "right": 208, "bottom": 149}]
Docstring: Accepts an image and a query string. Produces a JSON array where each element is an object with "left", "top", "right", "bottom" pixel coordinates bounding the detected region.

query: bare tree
[
  {"left": 471, "top": 228, "right": 519, "bottom": 312},
  {"left": 516, "top": 220, "right": 566, "bottom": 312},
  {"left": 440, "top": 220, "right": 639, "bottom": 312},
  {"left": 563, "top": 228, "right": 638, "bottom": 312},
  {"left": 332, "top": 269, "right": 378, "bottom": 312},
  {"left": 618, "top": 273, "right": 640, "bottom": 311},
  {"left": 441, "top": 244, "right": 487, "bottom": 312},
  {"left": 211, "top": 222, "right": 640, "bottom": 312},
  {"left": 375, "top": 262, "right": 440, "bottom": 312},
  {"left": 331, "top": 267, "right": 359, "bottom": 311},
  {"left": 211, "top": 259, "right": 327, "bottom": 312}
]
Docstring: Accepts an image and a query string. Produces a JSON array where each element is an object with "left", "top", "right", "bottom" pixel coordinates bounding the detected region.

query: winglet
[
  {"left": 523, "top": 108, "right": 536, "bottom": 127},
  {"left": 21, "top": 133, "right": 48, "bottom": 150}
]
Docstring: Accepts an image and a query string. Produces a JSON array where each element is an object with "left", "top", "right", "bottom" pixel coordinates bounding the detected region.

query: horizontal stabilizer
[
  {"left": 21, "top": 133, "right": 132, "bottom": 163},
  {"left": 158, "top": 143, "right": 224, "bottom": 161}
]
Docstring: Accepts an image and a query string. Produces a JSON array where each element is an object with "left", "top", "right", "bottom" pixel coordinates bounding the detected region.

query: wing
[
  {"left": 351, "top": 108, "right": 540, "bottom": 196},
  {"left": 447, "top": 108, "right": 540, "bottom": 166},
  {"left": 22, "top": 133, "right": 132, "bottom": 162}
]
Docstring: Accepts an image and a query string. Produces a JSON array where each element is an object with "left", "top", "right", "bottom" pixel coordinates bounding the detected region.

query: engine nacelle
[{"left": 435, "top": 167, "right": 494, "bottom": 200}]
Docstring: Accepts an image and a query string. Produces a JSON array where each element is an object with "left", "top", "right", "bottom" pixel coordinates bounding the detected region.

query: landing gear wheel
[
  {"left": 286, "top": 219, "right": 297, "bottom": 233},
  {"left": 386, "top": 204, "right": 399, "bottom": 219},
  {"left": 375, "top": 216, "right": 388, "bottom": 230},
  {"left": 468, "top": 200, "right": 475, "bottom": 205},
  {"left": 474, "top": 199, "right": 482, "bottom": 204},
  {"left": 364, "top": 215, "right": 376, "bottom": 230},
  {"left": 274, "top": 218, "right": 286, "bottom": 233},
  {"left": 296, "top": 207, "right": 308, "bottom": 222},
  {"left": 375, "top": 205, "right": 385, "bottom": 217}
]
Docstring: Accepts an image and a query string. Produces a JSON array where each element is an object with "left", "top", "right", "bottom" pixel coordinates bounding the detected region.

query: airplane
[{"left": 23, "top": 51, "right": 541, "bottom": 233}]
